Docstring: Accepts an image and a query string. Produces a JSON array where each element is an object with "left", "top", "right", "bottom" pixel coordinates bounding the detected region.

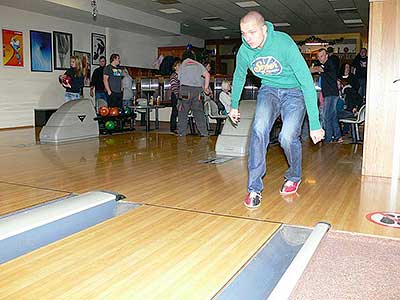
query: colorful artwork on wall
[
  {"left": 2, "top": 29, "right": 24, "bottom": 67},
  {"left": 53, "top": 31, "right": 72, "bottom": 70},
  {"left": 91, "top": 33, "right": 106, "bottom": 65},
  {"left": 30, "top": 30, "right": 52, "bottom": 72}
]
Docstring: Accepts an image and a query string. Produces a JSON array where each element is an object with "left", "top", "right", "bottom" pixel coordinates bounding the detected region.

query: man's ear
[{"left": 263, "top": 24, "right": 267, "bottom": 33}]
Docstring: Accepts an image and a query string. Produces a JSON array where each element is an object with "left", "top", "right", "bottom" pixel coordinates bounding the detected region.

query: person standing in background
[
  {"left": 352, "top": 48, "right": 368, "bottom": 100},
  {"left": 326, "top": 47, "right": 340, "bottom": 76},
  {"left": 177, "top": 50, "right": 210, "bottom": 137},
  {"left": 310, "top": 48, "right": 342, "bottom": 144},
  {"left": 59, "top": 56, "right": 84, "bottom": 101},
  {"left": 103, "top": 53, "right": 124, "bottom": 108},
  {"left": 121, "top": 68, "right": 133, "bottom": 108},
  {"left": 90, "top": 56, "right": 107, "bottom": 110},
  {"left": 169, "top": 60, "right": 181, "bottom": 134}
]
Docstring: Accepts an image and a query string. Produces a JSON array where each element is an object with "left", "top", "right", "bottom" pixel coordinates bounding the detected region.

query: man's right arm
[{"left": 103, "top": 66, "right": 113, "bottom": 95}]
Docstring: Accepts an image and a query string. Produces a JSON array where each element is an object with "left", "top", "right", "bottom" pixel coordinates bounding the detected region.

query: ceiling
[
  {"left": 108, "top": 0, "right": 370, "bottom": 39},
  {"left": 0, "top": 0, "right": 369, "bottom": 40}
]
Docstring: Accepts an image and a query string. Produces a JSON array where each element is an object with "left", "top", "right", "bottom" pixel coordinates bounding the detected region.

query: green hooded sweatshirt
[{"left": 232, "top": 22, "right": 321, "bottom": 130}]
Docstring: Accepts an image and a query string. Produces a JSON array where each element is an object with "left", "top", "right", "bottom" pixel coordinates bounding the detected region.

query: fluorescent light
[
  {"left": 158, "top": 8, "right": 182, "bottom": 14},
  {"left": 202, "top": 17, "right": 224, "bottom": 21},
  {"left": 343, "top": 18, "right": 363, "bottom": 24},
  {"left": 334, "top": 7, "right": 357, "bottom": 12},
  {"left": 273, "top": 22, "right": 291, "bottom": 27},
  {"left": 210, "top": 26, "right": 227, "bottom": 30},
  {"left": 235, "top": 1, "right": 260, "bottom": 8},
  {"left": 347, "top": 24, "right": 364, "bottom": 28}
]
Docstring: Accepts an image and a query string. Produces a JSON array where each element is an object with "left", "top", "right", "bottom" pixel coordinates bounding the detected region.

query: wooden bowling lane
[
  {"left": 0, "top": 205, "right": 279, "bottom": 300},
  {"left": 0, "top": 182, "right": 70, "bottom": 216},
  {"left": 1, "top": 129, "right": 400, "bottom": 239}
]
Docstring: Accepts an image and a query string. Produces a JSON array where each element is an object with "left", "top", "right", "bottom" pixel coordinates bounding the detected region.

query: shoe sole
[
  {"left": 243, "top": 201, "right": 261, "bottom": 209},
  {"left": 279, "top": 180, "right": 301, "bottom": 195}
]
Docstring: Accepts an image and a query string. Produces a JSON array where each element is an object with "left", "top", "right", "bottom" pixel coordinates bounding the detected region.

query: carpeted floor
[{"left": 289, "top": 231, "right": 400, "bottom": 300}]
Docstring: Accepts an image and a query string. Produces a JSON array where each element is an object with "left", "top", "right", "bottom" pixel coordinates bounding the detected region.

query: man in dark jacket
[{"left": 90, "top": 56, "right": 106, "bottom": 110}]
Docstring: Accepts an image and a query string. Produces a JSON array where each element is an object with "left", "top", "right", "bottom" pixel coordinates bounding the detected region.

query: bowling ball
[
  {"left": 123, "top": 107, "right": 132, "bottom": 116},
  {"left": 99, "top": 106, "right": 109, "bottom": 117},
  {"left": 109, "top": 107, "right": 120, "bottom": 117},
  {"left": 61, "top": 75, "right": 73, "bottom": 86},
  {"left": 105, "top": 120, "right": 116, "bottom": 130}
]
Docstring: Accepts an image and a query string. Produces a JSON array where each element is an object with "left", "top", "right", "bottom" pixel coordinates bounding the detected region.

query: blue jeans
[
  {"left": 358, "top": 78, "right": 366, "bottom": 99},
  {"left": 64, "top": 92, "right": 80, "bottom": 101},
  {"left": 248, "top": 85, "right": 306, "bottom": 193},
  {"left": 95, "top": 91, "right": 107, "bottom": 110},
  {"left": 322, "top": 96, "right": 341, "bottom": 143}
]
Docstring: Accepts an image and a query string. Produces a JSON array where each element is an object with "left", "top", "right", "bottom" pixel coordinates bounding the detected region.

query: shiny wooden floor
[{"left": 0, "top": 127, "right": 399, "bottom": 299}]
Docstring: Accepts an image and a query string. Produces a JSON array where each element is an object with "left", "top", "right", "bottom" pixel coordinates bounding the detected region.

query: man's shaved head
[
  {"left": 240, "top": 11, "right": 267, "bottom": 49},
  {"left": 240, "top": 11, "right": 265, "bottom": 26}
]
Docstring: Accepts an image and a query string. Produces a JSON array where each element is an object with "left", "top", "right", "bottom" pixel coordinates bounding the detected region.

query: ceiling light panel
[
  {"left": 154, "top": 0, "right": 181, "bottom": 4},
  {"left": 273, "top": 22, "right": 291, "bottom": 27},
  {"left": 158, "top": 8, "right": 182, "bottom": 14},
  {"left": 235, "top": 1, "right": 260, "bottom": 8},
  {"left": 343, "top": 18, "right": 363, "bottom": 24},
  {"left": 334, "top": 7, "right": 357, "bottom": 12},
  {"left": 210, "top": 26, "right": 227, "bottom": 30},
  {"left": 202, "top": 17, "right": 224, "bottom": 22}
]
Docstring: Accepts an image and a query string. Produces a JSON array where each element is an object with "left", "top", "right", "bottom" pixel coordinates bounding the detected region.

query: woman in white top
[
  {"left": 121, "top": 68, "right": 133, "bottom": 107},
  {"left": 219, "top": 79, "right": 232, "bottom": 114}
]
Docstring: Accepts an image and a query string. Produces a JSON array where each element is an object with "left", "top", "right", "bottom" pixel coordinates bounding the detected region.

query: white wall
[{"left": 0, "top": 5, "right": 203, "bottom": 128}]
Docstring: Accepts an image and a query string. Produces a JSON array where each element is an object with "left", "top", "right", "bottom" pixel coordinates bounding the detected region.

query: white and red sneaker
[
  {"left": 244, "top": 192, "right": 262, "bottom": 209},
  {"left": 280, "top": 179, "right": 301, "bottom": 195}
]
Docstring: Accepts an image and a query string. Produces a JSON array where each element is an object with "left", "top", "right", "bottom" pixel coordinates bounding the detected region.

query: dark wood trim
[{"left": 0, "top": 125, "right": 34, "bottom": 131}]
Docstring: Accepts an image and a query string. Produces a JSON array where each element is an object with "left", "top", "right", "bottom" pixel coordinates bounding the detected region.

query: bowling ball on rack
[
  {"left": 123, "top": 107, "right": 132, "bottom": 116},
  {"left": 109, "top": 107, "right": 120, "bottom": 117},
  {"left": 105, "top": 120, "right": 116, "bottom": 130},
  {"left": 99, "top": 106, "right": 109, "bottom": 117}
]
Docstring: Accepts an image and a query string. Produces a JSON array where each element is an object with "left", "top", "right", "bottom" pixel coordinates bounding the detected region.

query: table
[{"left": 131, "top": 105, "right": 166, "bottom": 132}]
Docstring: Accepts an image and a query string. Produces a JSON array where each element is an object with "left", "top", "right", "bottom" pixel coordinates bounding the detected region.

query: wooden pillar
[{"left": 362, "top": 0, "right": 400, "bottom": 178}]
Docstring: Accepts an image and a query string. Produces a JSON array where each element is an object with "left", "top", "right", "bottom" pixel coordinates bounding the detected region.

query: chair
[
  {"left": 339, "top": 104, "right": 366, "bottom": 144},
  {"left": 204, "top": 100, "right": 227, "bottom": 135}
]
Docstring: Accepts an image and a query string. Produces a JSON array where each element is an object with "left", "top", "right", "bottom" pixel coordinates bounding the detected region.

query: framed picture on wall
[
  {"left": 53, "top": 31, "right": 72, "bottom": 70},
  {"left": 91, "top": 33, "right": 106, "bottom": 65},
  {"left": 73, "top": 50, "right": 91, "bottom": 87},
  {"left": 30, "top": 30, "right": 52, "bottom": 72},
  {"left": 2, "top": 29, "right": 24, "bottom": 67}
]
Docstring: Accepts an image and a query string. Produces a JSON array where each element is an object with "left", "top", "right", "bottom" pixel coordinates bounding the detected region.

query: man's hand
[
  {"left": 310, "top": 128, "right": 325, "bottom": 144},
  {"left": 107, "top": 90, "right": 112, "bottom": 96},
  {"left": 90, "top": 88, "right": 94, "bottom": 97},
  {"left": 228, "top": 108, "right": 240, "bottom": 125},
  {"left": 310, "top": 66, "right": 324, "bottom": 74}
]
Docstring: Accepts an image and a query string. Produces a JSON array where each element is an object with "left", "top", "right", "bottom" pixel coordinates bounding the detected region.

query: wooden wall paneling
[{"left": 362, "top": 0, "right": 400, "bottom": 178}]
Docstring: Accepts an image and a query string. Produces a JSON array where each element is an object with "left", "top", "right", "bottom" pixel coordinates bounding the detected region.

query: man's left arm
[{"left": 286, "top": 41, "right": 324, "bottom": 143}]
